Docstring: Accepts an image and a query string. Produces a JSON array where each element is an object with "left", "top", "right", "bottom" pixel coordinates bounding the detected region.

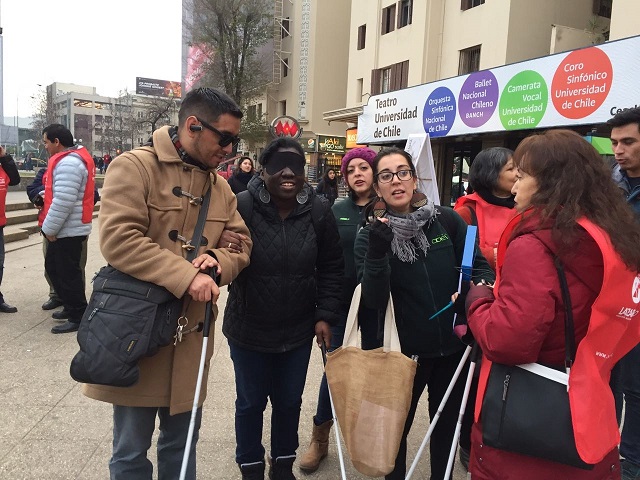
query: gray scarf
[{"left": 385, "top": 202, "right": 437, "bottom": 263}]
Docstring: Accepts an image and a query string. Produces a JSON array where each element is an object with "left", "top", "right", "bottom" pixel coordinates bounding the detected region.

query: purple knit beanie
[{"left": 341, "top": 147, "right": 377, "bottom": 177}]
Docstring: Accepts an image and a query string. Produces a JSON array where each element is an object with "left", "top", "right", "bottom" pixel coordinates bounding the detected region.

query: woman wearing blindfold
[{"left": 221, "top": 137, "right": 344, "bottom": 480}]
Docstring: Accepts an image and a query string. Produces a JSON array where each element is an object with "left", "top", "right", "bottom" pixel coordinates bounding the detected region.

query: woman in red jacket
[
  {"left": 465, "top": 129, "right": 640, "bottom": 480},
  {"left": 454, "top": 147, "right": 517, "bottom": 271}
]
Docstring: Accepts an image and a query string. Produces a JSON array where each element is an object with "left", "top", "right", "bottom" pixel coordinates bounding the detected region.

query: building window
[
  {"left": 357, "top": 24, "right": 366, "bottom": 50},
  {"left": 458, "top": 45, "right": 481, "bottom": 74},
  {"left": 356, "top": 78, "right": 364, "bottom": 103},
  {"left": 281, "top": 17, "right": 290, "bottom": 38},
  {"left": 461, "top": 0, "right": 485, "bottom": 11},
  {"left": 381, "top": 4, "right": 396, "bottom": 35},
  {"left": 398, "top": 0, "right": 413, "bottom": 28},
  {"left": 247, "top": 105, "right": 257, "bottom": 121},
  {"left": 73, "top": 99, "right": 92, "bottom": 108},
  {"left": 279, "top": 100, "right": 287, "bottom": 116},
  {"left": 282, "top": 58, "right": 289, "bottom": 78},
  {"left": 593, "top": 0, "right": 612, "bottom": 18},
  {"left": 371, "top": 60, "right": 409, "bottom": 95}
]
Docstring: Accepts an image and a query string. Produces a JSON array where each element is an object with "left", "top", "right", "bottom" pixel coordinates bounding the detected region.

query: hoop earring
[
  {"left": 296, "top": 189, "right": 309, "bottom": 204},
  {"left": 410, "top": 191, "right": 428, "bottom": 209},
  {"left": 373, "top": 197, "right": 387, "bottom": 218},
  {"left": 258, "top": 183, "right": 271, "bottom": 204}
]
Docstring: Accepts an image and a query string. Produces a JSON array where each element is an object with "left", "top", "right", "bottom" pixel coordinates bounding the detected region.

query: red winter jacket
[{"left": 466, "top": 215, "right": 620, "bottom": 480}]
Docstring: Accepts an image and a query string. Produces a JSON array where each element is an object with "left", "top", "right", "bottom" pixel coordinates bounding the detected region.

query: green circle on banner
[{"left": 499, "top": 70, "right": 548, "bottom": 130}]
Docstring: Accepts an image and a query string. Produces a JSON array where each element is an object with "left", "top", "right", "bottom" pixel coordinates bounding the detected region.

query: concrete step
[{"left": 3, "top": 205, "right": 100, "bottom": 244}]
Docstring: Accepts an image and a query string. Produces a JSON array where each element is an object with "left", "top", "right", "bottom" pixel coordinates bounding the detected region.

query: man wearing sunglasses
[{"left": 82, "top": 87, "right": 252, "bottom": 480}]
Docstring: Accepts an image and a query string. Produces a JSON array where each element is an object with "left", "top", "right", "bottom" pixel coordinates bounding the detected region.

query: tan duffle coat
[{"left": 82, "top": 126, "right": 251, "bottom": 415}]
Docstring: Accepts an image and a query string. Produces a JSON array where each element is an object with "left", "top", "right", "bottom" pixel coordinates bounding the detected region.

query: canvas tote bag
[{"left": 325, "top": 284, "right": 417, "bottom": 477}]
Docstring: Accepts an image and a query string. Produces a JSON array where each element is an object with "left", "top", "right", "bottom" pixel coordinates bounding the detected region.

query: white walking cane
[
  {"left": 179, "top": 273, "right": 216, "bottom": 480},
  {"left": 406, "top": 225, "right": 480, "bottom": 480},
  {"left": 321, "top": 342, "right": 348, "bottom": 480}
]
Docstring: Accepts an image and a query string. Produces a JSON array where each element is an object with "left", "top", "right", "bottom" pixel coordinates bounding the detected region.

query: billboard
[
  {"left": 358, "top": 35, "right": 640, "bottom": 144},
  {"left": 135, "top": 77, "right": 182, "bottom": 98}
]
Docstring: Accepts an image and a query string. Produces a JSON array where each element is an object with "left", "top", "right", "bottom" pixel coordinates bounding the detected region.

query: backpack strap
[{"left": 466, "top": 205, "right": 478, "bottom": 227}]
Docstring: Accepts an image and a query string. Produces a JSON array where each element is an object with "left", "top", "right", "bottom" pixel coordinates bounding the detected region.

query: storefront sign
[
  {"left": 346, "top": 128, "right": 365, "bottom": 149},
  {"left": 358, "top": 35, "right": 640, "bottom": 143},
  {"left": 318, "top": 135, "right": 346, "bottom": 153}
]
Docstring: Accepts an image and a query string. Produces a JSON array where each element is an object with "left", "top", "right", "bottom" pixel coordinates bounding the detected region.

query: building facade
[
  {"left": 48, "top": 82, "right": 179, "bottom": 157},
  {"left": 326, "top": 0, "right": 639, "bottom": 205}
]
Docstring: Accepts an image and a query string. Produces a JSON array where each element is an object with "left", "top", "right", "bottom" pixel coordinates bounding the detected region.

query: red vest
[
  {"left": 43, "top": 147, "right": 96, "bottom": 224},
  {"left": 0, "top": 168, "right": 9, "bottom": 227},
  {"left": 475, "top": 212, "right": 640, "bottom": 464},
  {"left": 455, "top": 193, "right": 516, "bottom": 252}
]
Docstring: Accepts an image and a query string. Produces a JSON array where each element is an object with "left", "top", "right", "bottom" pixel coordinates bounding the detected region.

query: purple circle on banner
[
  {"left": 458, "top": 71, "right": 499, "bottom": 128},
  {"left": 423, "top": 87, "right": 456, "bottom": 138}
]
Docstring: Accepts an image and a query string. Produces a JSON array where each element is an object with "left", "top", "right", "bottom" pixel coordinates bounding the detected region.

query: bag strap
[
  {"left": 185, "top": 185, "right": 211, "bottom": 262},
  {"left": 343, "top": 284, "right": 401, "bottom": 352},
  {"left": 553, "top": 256, "right": 576, "bottom": 371}
]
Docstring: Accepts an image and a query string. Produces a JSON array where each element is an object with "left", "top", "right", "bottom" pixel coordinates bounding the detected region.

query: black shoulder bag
[
  {"left": 70, "top": 187, "right": 212, "bottom": 387},
  {"left": 480, "top": 256, "right": 595, "bottom": 470}
]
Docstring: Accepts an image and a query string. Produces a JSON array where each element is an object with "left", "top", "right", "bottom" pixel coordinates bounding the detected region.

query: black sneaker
[
  {"left": 51, "top": 321, "right": 80, "bottom": 334},
  {"left": 52, "top": 308, "right": 71, "bottom": 320},
  {"left": 42, "top": 298, "right": 64, "bottom": 310},
  {"left": 0, "top": 302, "right": 18, "bottom": 313}
]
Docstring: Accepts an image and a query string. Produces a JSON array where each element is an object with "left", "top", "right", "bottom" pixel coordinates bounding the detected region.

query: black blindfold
[{"left": 264, "top": 152, "right": 306, "bottom": 176}]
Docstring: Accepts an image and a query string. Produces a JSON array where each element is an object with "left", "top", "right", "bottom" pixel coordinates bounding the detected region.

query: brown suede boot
[{"left": 298, "top": 419, "right": 333, "bottom": 473}]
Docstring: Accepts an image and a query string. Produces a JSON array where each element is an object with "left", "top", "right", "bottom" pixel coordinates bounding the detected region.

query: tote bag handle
[{"left": 342, "top": 284, "right": 402, "bottom": 353}]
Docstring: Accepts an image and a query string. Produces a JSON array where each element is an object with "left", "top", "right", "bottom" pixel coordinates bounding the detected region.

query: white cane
[
  {"left": 321, "top": 342, "right": 348, "bottom": 480},
  {"left": 179, "top": 278, "right": 216, "bottom": 480},
  {"left": 405, "top": 344, "right": 471, "bottom": 480},
  {"left": 443, "top": 342, "right": 480, "bottom": 480}
]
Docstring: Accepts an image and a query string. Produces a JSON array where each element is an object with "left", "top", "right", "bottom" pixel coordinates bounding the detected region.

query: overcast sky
[{"left": 1, "top": 0, "right": 183, "bottom": 120}]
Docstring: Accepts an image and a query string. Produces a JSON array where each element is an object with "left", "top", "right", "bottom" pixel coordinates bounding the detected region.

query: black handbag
[
  {"left": 70, "top": 187, "right": 211, "bottom": 387},
  {"left": 481, "top": 257, "right": 595, "bottom": 470}
]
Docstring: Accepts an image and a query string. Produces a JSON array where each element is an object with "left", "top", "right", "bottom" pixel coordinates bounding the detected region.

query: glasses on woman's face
[{"left": 376, "top": 169, "right": 414, "bottom": 184}]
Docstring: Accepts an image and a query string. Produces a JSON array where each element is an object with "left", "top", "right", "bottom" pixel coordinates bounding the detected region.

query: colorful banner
[
  {"left": 184, "top": 44, "right": 213, "bottom": 92},
  {"left": 358, "top": 35, "right": 640, "bottom": 144}
]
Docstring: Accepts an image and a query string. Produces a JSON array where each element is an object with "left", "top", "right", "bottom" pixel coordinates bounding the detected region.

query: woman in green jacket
[
  {"left": 354, "top": 147, "right": 494, "bottom": 480},
  {"left": 299, "top": 147, "right": 380, "bottom": 473}
]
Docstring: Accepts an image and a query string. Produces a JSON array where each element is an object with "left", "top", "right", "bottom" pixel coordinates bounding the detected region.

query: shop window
[
  {"left": 461, "top": 0, "right": 485, "bottom": 11},
  {"left": 458, "top": 45, "right": 481, "bottom": 75},
  {"left": 371, "top": 60, "right": 409, "bottom": 95},
  {"left": 398, "top": 0, "right": 413, "bottom": 28},
  {"left": 74, "top": 99, "right": 92, "bottom": 108},
  {"left": 281, "top": 17, "right": 290, "bottom": 38},
  {"left": 592, "top": 0, "right": 612, "bottom": 18},
  {"left": 381, "top": 4, "right": 396, "bottom": 35},
  {"left": 357, "top": 24, "right": 366, "bottom": 50}
]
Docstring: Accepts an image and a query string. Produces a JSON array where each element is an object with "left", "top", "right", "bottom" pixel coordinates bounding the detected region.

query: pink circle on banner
[{"left": 458, "top": 71, "right": 499, "bottom": 128}]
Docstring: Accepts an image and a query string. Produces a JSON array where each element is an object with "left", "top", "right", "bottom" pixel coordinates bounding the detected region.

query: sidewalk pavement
[{"left": 0, "top": 216, "right": 467, "bottom": 479}]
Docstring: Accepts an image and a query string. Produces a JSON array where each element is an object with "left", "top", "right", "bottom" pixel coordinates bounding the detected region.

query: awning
[{"left": 322, "top": 105, "right": 364, "bottom": 124}]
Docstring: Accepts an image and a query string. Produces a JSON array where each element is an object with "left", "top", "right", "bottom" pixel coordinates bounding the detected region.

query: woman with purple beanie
[{"left": 298, "top": 147, "right": 381, "bottom": 473}]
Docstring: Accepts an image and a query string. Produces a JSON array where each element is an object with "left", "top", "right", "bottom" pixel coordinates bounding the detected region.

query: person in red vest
[
  {"left": 0, "top": 146, "right": 21, "bottom": 313},
  {"left": 453, "top": 147, "right": 517, "bottom": 470},
  {"left": 464, "top": 129, "right": 640, "bottom": 480},
  {"left": 41, "top": 124, "right": 95, "bottom": 334}
]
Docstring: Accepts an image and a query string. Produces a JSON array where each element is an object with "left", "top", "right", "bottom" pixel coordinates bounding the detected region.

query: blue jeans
[
  {"left": 620, "top": 343, "right": 640, "bottom": 467},
  {"left": 229, "top": 340, "right": 313, "bottom": 464},
  {"left": 109, "top": 405, "right": 202, "bottom": 480}
]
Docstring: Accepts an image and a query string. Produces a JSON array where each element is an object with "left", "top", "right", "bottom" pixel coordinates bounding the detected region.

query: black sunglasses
[{"left": 195, "top": 116, "right": 241, "bottom": 148}]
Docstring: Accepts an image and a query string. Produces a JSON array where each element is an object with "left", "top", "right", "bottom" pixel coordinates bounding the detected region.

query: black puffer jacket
[{"left": 223, "top": 176, "right": 344, "bottom": 353}]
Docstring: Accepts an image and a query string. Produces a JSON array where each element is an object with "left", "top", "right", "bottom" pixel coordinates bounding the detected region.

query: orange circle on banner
[{"left": 551, "top": 47, "right": 613, "bottom": 119}]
